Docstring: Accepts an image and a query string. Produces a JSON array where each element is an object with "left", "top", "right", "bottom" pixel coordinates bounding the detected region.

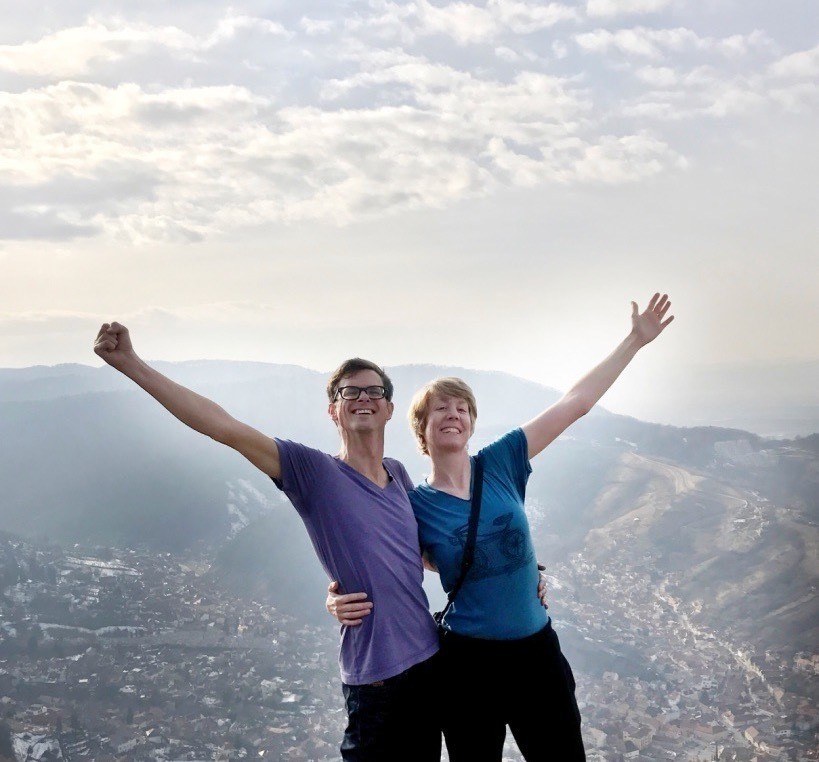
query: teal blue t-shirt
[{"left": 411, "top": 428, "right": 550, "bottom": 639}]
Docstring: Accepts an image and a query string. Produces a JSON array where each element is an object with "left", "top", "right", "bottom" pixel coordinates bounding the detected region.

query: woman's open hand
[{"left": 631, "top": 293, "right": 674, "bottom": 346}]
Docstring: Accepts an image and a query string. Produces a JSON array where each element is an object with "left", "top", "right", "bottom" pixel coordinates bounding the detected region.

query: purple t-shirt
[{"left": 272, "top": 439, "right": 439, "bottom": 685}]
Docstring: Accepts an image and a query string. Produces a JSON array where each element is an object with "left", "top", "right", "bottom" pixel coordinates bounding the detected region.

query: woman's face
[{"left": 424, "top": 393, "right": 473, "bottom": 456}]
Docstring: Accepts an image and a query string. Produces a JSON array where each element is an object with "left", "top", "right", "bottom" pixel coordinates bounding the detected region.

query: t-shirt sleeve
[
  {"left": 478, "top": 428, "right": 532, "bottom": 501},
  {"left": 271, "top": 438, "right": 329, "bottom": 516}
]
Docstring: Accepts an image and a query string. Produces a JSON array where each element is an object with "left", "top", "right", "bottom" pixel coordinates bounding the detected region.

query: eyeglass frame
[{"left": 334, "top": 385, "right": 389, "bottom": 401}]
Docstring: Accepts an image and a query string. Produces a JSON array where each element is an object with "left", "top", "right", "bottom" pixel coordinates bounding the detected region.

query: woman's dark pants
[
  {"left": 340, "top": 652, "right": 442, "bottom": 761},
  {"left": 439, "top": 622, "right": 585, "bottom": 761}
]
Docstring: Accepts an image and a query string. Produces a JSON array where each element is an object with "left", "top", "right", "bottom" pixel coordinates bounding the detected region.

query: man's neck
[
  {"left": 428, "top": 449, "right": 471, "bottom": 497},
  {"left": 338, "top": 430, "right": 388, "bottom": 486}
]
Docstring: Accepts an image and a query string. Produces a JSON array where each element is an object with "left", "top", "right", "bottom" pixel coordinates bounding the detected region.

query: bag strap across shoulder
[{"left": 435, "top": 454, "right": 484, "bottom": 628}]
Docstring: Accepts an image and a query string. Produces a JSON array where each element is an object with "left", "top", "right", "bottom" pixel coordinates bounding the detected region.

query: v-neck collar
[
  {"left": 334, "top": 456, "right": 395, "bottom": 492},
  {"left": 422, "top": 455, "right": 475, "bottom": 502}
]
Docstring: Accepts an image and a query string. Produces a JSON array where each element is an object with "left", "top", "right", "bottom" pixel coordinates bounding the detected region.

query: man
[{"left": 93, "top": 322, "right": 441, "bottom": 761}]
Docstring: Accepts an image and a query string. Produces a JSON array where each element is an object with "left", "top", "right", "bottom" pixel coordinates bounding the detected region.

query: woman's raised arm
[{"left": 522, "top": 293, "right": 674, "bottom": 459}]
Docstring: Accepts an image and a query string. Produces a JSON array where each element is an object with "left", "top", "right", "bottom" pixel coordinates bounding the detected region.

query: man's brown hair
[{"left": 326, "top": 358, "right": 394, "bottom": 402}]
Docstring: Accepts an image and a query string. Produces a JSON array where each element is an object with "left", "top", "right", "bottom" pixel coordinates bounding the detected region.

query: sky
[{"left": 1, "top": 0, "right": 817, "bottom": 425}]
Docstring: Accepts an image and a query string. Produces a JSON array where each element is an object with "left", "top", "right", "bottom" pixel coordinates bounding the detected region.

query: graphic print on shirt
[{"left": 448, "top": 512, "right": 533, "bottom": 581}]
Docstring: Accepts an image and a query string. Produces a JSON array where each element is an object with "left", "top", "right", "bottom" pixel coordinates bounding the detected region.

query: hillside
[{"left": 1, "top": 360, "right": 816, "bottom": 659}]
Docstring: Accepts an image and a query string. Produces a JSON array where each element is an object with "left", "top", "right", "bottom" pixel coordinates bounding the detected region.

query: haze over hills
[
  {"left": 1, "top": 360, "right": 816, "bottom": 657},
  {"left": 600, "top": 359, "right": 819, "bottom": 439},
  {"left": 2, "top": 357, "right": 818, "bottom": 437}
]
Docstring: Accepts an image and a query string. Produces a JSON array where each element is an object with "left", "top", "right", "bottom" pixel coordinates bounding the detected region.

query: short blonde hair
[{"left": 408, "top": 377, "right": 478, "bottom": 455}]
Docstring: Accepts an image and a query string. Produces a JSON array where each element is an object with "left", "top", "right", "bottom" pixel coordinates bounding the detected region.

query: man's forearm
[
  {"left": 120, "top": 356, "right": 234, "bottom": 443},
  {"left": 567, "top": 332, "right": 642, "bottom": 410}
]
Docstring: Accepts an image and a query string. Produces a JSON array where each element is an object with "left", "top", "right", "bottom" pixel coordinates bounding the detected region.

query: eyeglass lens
[{"left": 338, "top": 386, "right": 385, "bottom": 400}]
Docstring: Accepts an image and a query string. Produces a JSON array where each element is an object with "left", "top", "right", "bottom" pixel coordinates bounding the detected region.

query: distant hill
[
  {"left": 598, "top": 358, "right": 819, "bottom": 439},
  {"left": 0, "top": 360, "right": 816, "bottom": 653},
  {"left": 5, "top": 357, "right": 817, "bottom": 437}
]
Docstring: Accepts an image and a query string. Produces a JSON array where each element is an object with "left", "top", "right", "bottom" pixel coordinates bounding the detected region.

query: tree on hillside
[{"left": 0, "top": 721, "right": 13, "bottom": 761}]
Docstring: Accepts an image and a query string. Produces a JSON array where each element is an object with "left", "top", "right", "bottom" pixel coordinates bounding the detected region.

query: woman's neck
[{"left": 428, "top": 448, "right": 472, "bottom": 498}]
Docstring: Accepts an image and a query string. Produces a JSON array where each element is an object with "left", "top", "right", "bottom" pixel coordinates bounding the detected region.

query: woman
[{"left": 328, "top": 294, "right": 674, "bottom": 761}]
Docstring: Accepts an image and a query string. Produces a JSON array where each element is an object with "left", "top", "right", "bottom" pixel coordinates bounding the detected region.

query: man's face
[{"left": 328, "top": 369, "right": 394, "bottom": 435}]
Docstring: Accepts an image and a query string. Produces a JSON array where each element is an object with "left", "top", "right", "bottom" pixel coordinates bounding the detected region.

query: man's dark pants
[{"left": 340, "top": 652, "right": 442, "bottom": 761}]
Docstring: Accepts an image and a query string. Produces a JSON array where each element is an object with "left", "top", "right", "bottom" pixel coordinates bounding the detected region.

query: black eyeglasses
[{"left": 335, "top": 385, "right": 387, "bottom": 401}]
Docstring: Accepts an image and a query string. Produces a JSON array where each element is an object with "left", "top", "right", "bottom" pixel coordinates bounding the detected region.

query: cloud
[
  {"left": 768, "top": 82, "right": 819, "bottom": 113},
  {"left": 484, "top": 0, "right": 579, "bottom": 34},
  {"left": 300, "top": 16, "right": 334, "bottom": 36},
  {"left": 634, "top": 65, "right": 678, "bottom": 87},
  {"left": 0, "top": 20, "right": 195, "bottom": 78},
  {"left": 1, "top": 37, "right": 687, "bottom": 243},
  {"left": 619, "top": 42, "right": 819, "bottom": 122},
  {"left": 586, "top": 0, "right": 673, "bottom": 18},
  {"left": 484, "top": 131, "right": 684, "bottom": 185},
  {"left": 206, "top": 13, "right": 290, "bottom": 46},
  {"left": 768, "top": 44, "right": 819, "bottom": 80},
  {"left": 0, "top": 303, "right": 281, "bottom": 333},
  {"left": 0, "top": 310, "right": 103, "bottom": 335},
  {"left": 619, "top": 66, "right": 765, "bottom": 121},
  {"left": 0, "top": 3, "right": 808, "bottom": 243},
  {"left": 414, "top": 1, "right": 498, "bottom": 45},
  {"left": 575, "top": 27, "right": 771, "bottom": 60},
  {"left": 0, "top": 14, "right": 290, "bottom": 79},
  {"left": 349, "top": 0, "right": 577, "bottom": 46},
  {"left": 494, "top": 45, "right": 521, "bottom": 62},
  {"left": 0, "top": 208, "right": 100, "bottom": 241}
]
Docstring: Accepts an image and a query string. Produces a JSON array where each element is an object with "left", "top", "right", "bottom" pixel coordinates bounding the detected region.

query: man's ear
[
  {"left": 328, "top": 402, "right": 339, "bottom": 426},
  {"left": 386, "top": 400, "right": 394, "bottom": 422}
]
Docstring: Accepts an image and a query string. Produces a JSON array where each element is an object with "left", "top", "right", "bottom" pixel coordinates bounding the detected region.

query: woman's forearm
[{"left": 567, "top": 331, "right": 643, "bottom": 411}]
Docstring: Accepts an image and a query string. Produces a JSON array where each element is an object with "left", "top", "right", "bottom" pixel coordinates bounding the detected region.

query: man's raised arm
[{"left": 93, "top": 322, "right": 281, "bottom": 479}]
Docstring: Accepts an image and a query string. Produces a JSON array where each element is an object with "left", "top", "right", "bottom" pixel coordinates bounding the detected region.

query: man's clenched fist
[{"left": 93, "top": 322, "right": 136, "bottom": 371}]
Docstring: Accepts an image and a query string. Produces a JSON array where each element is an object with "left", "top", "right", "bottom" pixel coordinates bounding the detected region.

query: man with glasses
[{"left": 93, "top": 324, "right": 441, "bottom": 761}]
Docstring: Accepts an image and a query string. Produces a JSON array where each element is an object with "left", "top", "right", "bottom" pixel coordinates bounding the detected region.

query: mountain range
[{"left": 0, "top": 360, "right": 816, "bottom": 655}]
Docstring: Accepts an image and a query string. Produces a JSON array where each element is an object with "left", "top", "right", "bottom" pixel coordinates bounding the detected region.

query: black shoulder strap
[{"left": 435, "top": 455, "right": 484, "bottom": 627}]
